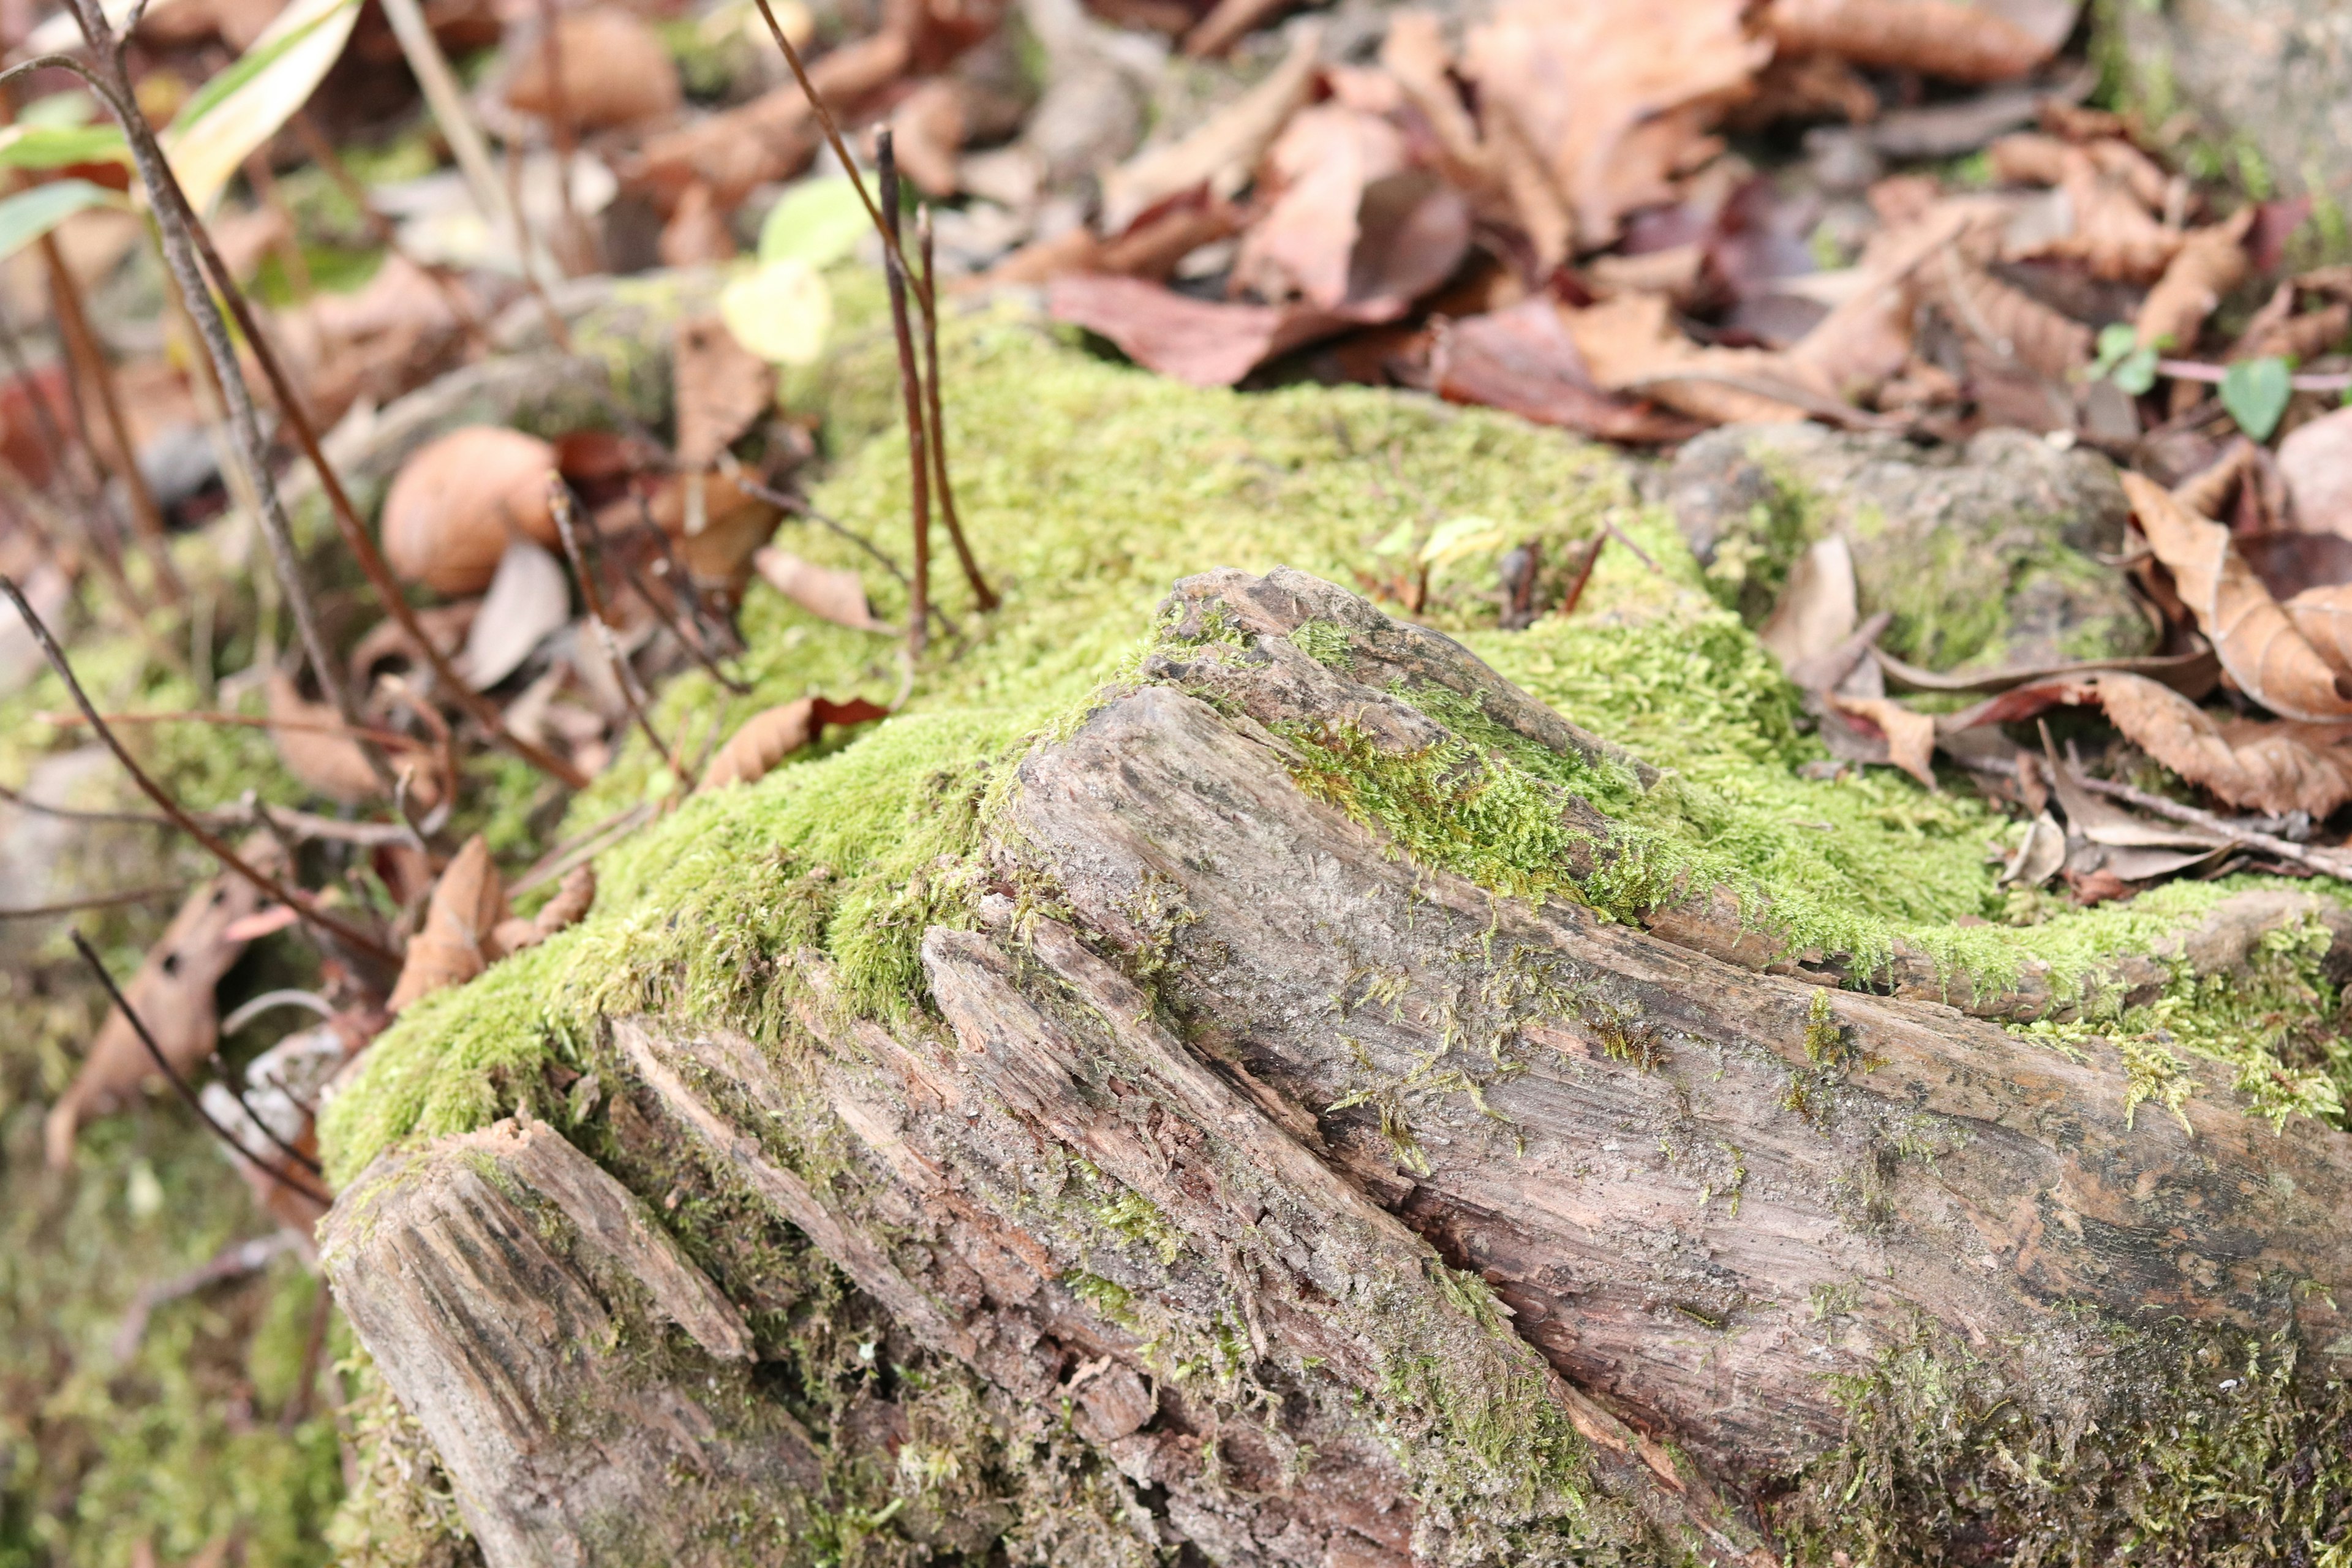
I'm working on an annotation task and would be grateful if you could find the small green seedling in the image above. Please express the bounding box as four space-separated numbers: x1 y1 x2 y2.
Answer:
2089 323 2159 396
2220 355 2293 440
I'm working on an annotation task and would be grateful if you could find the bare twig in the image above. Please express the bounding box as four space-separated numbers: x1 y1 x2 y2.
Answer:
509 800 655 895
620 497 750 694
69 930 334 1207
917 205 996 612
0 780 179 829
2069 773 2352 878
548 480 683 779
39 706 437 753
876 132 932 655
220 989 337 1036
0 298 146 614
0 883 188 919
2157 358 2352 392
535 0 589 276
735 475 908 584
7 575 396 963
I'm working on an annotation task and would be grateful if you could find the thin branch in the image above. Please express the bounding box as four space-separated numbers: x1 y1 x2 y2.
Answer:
206 1046 327 1176
69 930 334 1207
40 706 437 753
735 475 908 584
547 480 682 779
0 779 179 829
2069 773 2352 879
111 1232 301 1362
620 496 750 694
917 205 996 612
6 574 396 963
509 799 655 895
876 131 932 656
0 883 188 919
220 988 336 1036
0 296 146 614
745 0 929 315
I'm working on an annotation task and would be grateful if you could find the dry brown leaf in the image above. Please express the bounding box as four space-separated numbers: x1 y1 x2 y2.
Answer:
1562 291 1834 423
2093 670 2352 817
1759 535 1860 673
657 182 739 269
43 841 284 1168
673 315 775 470
2174 438 2257 521
504 8 682 131
2136 206 2253 351
1762 0 2054 83
1827 693 1937 786
752 546 892 631
1924 258 2093 379
389 834 508 1013
2280 407 2352 540
1463 0 1766 252
1381 12 1489 179
1986 130 2069 186
697 696 891 793
2285 584 2352 679
2124 469 2352 720
623 472 783 585
457 538 571 690
1099 20 1322 233
1231 104 1406 309
264 669 388 805
382 426 563 595
491 864 597 956
888 78 968 198
2037 147 2182 282
1427 298 1703 444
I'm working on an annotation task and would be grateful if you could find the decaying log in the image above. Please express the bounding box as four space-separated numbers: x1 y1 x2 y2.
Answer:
325 568 2352 1566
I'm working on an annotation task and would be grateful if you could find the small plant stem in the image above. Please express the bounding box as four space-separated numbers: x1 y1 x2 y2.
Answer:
208 1046 329 1176
37 234 181 600
917 205 995 612
547 480 684 780
167 176 591 790
875 131 931 656
288 110 489 349
6 573 396 965
734 475 907 584
0 883 187 919
69 930 334 1206
624 497 750 693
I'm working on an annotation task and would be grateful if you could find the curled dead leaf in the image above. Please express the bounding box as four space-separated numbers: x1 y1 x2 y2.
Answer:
2092 670 2352 818
382 426 563 595
44 840 285 1168
752 546 892 631
697 696 889 793
1923 258 2091 379
1762 0 2054 83
1826 693 1938 786
2136 207 2252 351
2124 470 2352 720
2040 146 2183 282
504 9 682 131
673 315 775 471
1427 300 1703 445
2285 583 2352 679
388 834 507 1012
2278 407 2352 541
491 864 596 956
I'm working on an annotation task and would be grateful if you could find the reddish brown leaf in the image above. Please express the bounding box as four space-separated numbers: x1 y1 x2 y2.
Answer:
2285 584 2352 679
2278 407 2352 541
673 315 776 471
2136 208 2253 352
381 426 563 595
389 835 508 1013
1232 104 1406 309
2094 671 2352 818
1827 693 1938 786
698 696 888 793
657 183 739 269
2125 470 2352 720
1047 276 1369 388
492 864 597 956
1427 298 1703 444
43 842 284 1168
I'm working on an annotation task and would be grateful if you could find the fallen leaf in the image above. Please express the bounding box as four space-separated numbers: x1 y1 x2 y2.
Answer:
1427 298 1703 444
388 834 507 1012
2284 583 2352 678
44 842 284 1168
1762 0 2056 83
888 78 968 198
1759 534 1860 673
657 181 739 268
2095 670 2352 818
1463 0 1767 252
352 602 477 684
1049 274 1378 387
756 176 872 270
2125 470 2352 720
752 545 892 631
718 257 832 367
1877 643 2219 699
1562 290 1836 423
381 426 562 595
491 864 595 956
1828 693 1938 785
1099 20 1321 233
457 538 571 690
2279 407 2352 540
698 695 889 793
1999 810 2066 888
2136 207 2253 351
673 315 777 470
630 472 783 581
2036 146 2183 283
268 669 383 805
1231 104 1405 309
503 8 682 131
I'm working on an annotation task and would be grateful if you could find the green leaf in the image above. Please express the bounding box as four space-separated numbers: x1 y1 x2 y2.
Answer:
2113 347 2159 396
2090 322 2138 378
1417 514 1508 569
2221 356 2293 440
719 258 832 366
0 180 127 263
0 122 130 172
162 0 363 211
1370 520 1416 557
756 178 871 270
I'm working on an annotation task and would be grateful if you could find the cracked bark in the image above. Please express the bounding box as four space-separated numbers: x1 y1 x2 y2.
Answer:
323 568 2352 1567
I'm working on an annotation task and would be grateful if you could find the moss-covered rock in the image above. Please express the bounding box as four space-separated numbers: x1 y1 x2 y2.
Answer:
1666 421 2152 672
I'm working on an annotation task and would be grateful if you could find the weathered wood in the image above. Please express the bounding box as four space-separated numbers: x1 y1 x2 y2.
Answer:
326 568 2352 1566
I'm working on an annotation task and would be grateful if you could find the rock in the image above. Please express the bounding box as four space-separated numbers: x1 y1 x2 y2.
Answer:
2112 0 2352 210
1667 422 2151 672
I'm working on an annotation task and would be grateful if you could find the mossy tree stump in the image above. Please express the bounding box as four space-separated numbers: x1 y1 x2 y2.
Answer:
323 569 2352 1567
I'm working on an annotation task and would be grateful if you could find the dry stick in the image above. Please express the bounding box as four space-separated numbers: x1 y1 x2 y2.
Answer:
42 706 438 752
206 1046 328 1177
69 931 335 1207
0 883 188 919
746 0 929 315
916 205 996 612
2069 772 2352 879
621 498 750 694
39 234 181 600
36 35 351 748
0 779 180 829
168 181 591 791
288 110 490 350
875 132 932 655
735 475 908 584
547 480 684 779
5 575 397 964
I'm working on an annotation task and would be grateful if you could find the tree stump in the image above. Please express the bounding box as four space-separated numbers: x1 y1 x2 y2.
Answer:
324 568 2352 1567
